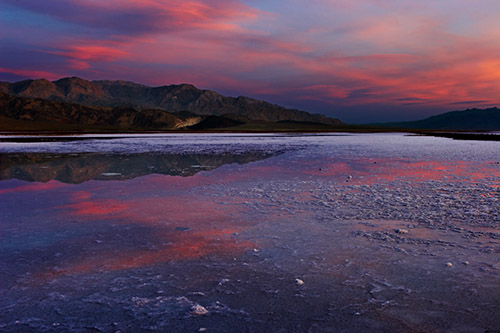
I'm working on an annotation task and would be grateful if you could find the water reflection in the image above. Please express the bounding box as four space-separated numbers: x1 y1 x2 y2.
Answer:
1 135 499 332
0 151 277 183
1 171 261 282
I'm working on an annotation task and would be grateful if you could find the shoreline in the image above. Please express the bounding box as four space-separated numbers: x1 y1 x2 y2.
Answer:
0 128 499 142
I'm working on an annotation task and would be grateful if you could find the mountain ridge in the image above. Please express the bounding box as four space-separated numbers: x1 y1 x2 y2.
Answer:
0 77 342 125
378 107 500 131
0 92 202 131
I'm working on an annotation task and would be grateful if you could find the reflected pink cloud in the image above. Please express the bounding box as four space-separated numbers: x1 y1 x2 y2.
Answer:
355 160 498 185
60 200 130 217
0 180 67 195
71 191 92 201
11 154 498 285
293 157 499 187
33 174 259 281
60 187 252 228
37 227 253 280
301 162 352 177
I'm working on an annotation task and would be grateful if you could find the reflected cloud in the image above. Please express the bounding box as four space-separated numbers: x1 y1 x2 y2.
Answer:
0 180 67 195
3 158 267 280
299 157 499 186
3 148 498 285
31 181 257 281
60 199 130 216
37 228 253 280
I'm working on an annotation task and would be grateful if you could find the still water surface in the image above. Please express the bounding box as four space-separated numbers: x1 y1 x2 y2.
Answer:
1 133 499 332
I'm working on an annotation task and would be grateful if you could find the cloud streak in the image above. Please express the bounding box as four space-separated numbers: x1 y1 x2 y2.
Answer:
3 0 258 35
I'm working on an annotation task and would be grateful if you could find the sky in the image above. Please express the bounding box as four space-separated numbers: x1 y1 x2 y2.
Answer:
1 0 500 122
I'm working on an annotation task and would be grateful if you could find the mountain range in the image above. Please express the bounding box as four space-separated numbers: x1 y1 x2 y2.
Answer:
0 77 342 131
1 76 499 132
378 108 500 131
0 92 208 131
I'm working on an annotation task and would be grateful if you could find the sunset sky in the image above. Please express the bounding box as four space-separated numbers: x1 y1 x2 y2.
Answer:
1 0 500 122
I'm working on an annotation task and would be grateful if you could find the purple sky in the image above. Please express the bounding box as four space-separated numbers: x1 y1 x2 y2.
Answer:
1 0 500 122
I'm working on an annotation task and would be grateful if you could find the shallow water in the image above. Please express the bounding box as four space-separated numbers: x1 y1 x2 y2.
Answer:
0 133 499 332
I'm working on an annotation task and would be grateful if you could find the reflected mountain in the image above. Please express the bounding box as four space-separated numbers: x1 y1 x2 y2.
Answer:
0 151 277 184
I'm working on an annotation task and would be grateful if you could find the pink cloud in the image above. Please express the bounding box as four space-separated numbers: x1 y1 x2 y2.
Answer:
4 0 261 35
0 67 61 81
47 42 129 70
3 0 500 120
52 45 127 61
301 85 350 99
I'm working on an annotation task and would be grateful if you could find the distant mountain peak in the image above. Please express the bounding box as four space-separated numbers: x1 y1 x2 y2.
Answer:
176 83 197 88
380 107 500 131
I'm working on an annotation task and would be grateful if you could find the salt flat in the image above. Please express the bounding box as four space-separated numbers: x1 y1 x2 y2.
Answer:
0 133 499 331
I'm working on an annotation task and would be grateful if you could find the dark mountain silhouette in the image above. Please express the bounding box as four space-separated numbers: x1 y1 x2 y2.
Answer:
0 92 201 131
380 108 500 131
0 77 342 125
0 151 278 183
188 115 245 130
